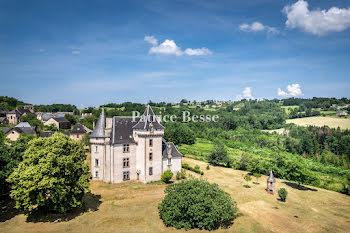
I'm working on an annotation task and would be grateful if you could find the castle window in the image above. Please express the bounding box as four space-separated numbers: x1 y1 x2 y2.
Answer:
95 146 98 153
149 139 153 147
95 159 99 167
149 167 153 176
168 158 171 165
77 134 79 139
95 170 99 178
123 144 129 152
123 171 130 180
149 152 153 161
123 158 130 168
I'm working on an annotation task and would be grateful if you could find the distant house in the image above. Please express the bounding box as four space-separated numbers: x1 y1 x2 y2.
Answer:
336 110 348 116
70 123 91 141
6 109 34 124
44 117 70 129
37 112 74 123
0 117 8 125
0 124 36 141
24 104 35 113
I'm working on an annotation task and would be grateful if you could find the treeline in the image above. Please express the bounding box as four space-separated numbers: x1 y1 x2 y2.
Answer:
283 97 350 109
34 104 78 113
0 96 26 110
288 107 321 119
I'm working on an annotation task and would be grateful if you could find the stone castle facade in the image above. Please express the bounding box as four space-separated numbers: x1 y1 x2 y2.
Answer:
90 105 182 183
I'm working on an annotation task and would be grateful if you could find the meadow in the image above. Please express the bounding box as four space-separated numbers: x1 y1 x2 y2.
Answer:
1 157 350 233
286 116 350 130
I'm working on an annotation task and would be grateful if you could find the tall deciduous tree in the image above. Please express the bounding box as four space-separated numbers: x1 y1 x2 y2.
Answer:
7 133 90 213
207 141 230 167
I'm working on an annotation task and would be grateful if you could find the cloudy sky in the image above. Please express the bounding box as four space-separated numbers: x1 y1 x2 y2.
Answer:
1 0 350 107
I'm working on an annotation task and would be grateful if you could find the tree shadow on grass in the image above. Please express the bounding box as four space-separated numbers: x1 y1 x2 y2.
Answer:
282 181 318 192
243 185 251 188
26 193 102 223
253 182 260 185
0 195 20 222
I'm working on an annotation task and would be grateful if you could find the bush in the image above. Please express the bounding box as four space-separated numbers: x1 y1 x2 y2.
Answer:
206 165 210 170
194 165 200 170
176 169 186 180
158 179 237 230
161 170 174 183
7 133 90 213
278 188 288 202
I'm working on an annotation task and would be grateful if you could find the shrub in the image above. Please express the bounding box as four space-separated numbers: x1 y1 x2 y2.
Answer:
194 165 200 170
206 165 210 170
161 170 174 183
158 179 237 230
243 174 252 186
7 133 90 213
278 188 288 202
182 163 204 175
176 169 187 180
252 173 262 183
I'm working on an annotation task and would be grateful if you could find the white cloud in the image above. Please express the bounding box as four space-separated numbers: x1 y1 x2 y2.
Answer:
277 84 303 98
144 36 158 46
72 50 80 55
184 48 212 56
145 36 212 56
239 21 279 34
236 87 255 101
283 0 350 36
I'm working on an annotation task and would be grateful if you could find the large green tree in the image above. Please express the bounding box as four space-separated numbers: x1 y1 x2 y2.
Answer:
158 179 237 230
7 133 90 213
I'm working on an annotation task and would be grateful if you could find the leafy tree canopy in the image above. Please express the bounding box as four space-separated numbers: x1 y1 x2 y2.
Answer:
7 133 90 213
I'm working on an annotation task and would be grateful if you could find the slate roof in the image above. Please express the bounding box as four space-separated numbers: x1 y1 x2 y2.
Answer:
133 105 164 130
15 122 32 127
8 109 33 116
0 127 36 135
51 117 69 123
162 140 183 158
0 108 9 114
71 123 87 134
267 170 276 183
39 131 70 137
90 109 106 138
0 117 8 124
111 117 140 144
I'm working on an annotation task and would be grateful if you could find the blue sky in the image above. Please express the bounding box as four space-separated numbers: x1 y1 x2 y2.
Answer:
1 0 350 107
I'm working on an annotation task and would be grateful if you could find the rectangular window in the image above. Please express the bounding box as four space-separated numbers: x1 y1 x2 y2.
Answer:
123 144 129 152
149 152 153 161
95 146 98 153
123 158 129 168
95 170 99 178
149 139 153 147
149 167 153 176
123 171 130 181
77 134 80 138
168 158 171 165
95 159 99 167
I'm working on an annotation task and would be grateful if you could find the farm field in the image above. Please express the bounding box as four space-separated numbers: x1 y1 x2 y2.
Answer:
286 116 350 130
1 157 350 233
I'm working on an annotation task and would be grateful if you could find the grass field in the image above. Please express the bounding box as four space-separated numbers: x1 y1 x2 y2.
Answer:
286 116 350 130
1 157 350 233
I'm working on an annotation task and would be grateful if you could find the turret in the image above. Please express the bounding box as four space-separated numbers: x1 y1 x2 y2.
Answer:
267 170 276 194
90 109 105 138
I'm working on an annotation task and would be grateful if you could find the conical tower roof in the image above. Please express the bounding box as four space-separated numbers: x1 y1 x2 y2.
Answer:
90 109 105 138
133 105 164 130
267 170 276 183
